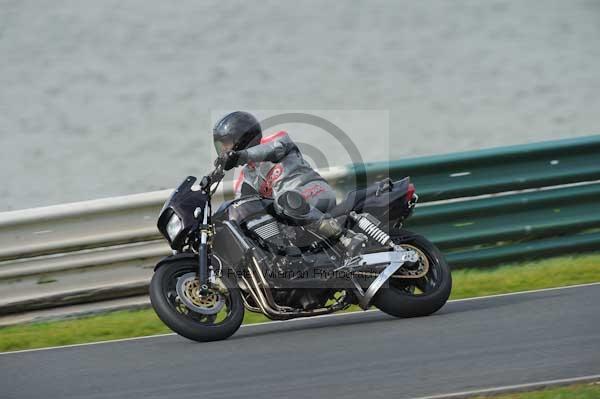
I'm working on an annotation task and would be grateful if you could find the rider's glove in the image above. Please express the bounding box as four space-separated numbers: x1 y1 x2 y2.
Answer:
222 150 248 171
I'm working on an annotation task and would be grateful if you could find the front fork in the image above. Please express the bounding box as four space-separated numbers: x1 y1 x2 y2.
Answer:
198 228 210 293
196 202 212 294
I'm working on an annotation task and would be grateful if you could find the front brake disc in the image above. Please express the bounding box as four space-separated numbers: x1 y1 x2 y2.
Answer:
175 272 225 315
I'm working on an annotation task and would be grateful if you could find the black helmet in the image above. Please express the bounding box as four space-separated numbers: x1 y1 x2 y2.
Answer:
213 111 262 155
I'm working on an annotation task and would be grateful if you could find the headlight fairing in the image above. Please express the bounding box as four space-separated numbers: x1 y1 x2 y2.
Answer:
156 176 209 250
166 213 183 241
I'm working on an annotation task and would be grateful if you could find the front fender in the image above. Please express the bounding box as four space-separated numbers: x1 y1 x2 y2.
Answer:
154 252 198 271
154 252 232 279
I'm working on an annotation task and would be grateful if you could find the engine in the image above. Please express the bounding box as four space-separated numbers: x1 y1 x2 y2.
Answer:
245 214 290 253
246 214 281 241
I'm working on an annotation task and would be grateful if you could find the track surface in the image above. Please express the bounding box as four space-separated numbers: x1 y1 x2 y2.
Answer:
2 284 599 399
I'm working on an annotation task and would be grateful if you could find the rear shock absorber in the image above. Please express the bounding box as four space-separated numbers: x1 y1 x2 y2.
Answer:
350 211 392 247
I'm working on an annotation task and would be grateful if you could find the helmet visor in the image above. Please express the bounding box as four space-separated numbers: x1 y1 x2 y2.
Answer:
214 138 234 156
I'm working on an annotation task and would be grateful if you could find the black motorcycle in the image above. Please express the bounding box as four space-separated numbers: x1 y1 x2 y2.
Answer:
149 159 452 342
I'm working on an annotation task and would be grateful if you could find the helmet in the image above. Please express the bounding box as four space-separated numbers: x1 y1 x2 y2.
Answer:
213 111 262 155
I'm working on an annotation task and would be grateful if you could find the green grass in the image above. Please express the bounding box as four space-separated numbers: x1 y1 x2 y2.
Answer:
0 253 599 352
472 382 600 398
450 253 600 299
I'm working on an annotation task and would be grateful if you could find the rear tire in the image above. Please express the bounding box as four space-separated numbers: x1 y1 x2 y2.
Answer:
373 230 452 318
150 259 244 342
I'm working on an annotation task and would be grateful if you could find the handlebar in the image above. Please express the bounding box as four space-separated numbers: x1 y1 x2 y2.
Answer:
200 157 226 194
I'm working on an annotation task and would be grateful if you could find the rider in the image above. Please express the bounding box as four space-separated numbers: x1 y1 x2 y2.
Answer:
213 111 367 256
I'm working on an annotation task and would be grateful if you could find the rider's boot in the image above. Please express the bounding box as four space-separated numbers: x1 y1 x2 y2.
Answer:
316 217 368 257
339 229 368 257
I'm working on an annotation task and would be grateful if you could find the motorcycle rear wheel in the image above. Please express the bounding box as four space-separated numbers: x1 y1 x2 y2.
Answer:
373 230 452 318
150 259 244 342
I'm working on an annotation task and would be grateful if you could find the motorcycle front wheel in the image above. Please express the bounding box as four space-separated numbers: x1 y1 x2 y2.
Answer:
149 258 244 342
373 230 452 318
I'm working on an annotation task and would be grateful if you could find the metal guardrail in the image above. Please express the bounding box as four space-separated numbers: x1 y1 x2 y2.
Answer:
1 135 599 320
331 135 600 266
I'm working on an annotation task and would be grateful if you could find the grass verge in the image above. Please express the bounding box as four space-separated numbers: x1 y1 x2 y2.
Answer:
0 253 598 352
472 381 600 398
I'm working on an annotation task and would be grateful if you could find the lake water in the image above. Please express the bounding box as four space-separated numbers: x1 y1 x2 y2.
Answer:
1 0 599 211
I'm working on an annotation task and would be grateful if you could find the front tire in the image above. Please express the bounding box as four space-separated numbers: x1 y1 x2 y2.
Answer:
150 259 244 342
373 230 452 318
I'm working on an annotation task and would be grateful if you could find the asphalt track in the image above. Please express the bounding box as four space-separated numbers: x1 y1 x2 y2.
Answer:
1 284 599 399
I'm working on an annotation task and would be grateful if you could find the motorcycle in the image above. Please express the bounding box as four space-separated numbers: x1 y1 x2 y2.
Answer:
149 158 452 342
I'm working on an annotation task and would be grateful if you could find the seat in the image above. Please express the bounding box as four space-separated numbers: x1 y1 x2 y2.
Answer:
328 177 411 218
329 187 368 218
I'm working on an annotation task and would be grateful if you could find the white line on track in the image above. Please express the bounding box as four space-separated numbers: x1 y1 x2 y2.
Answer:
1 281 599 356
412 374 600 399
